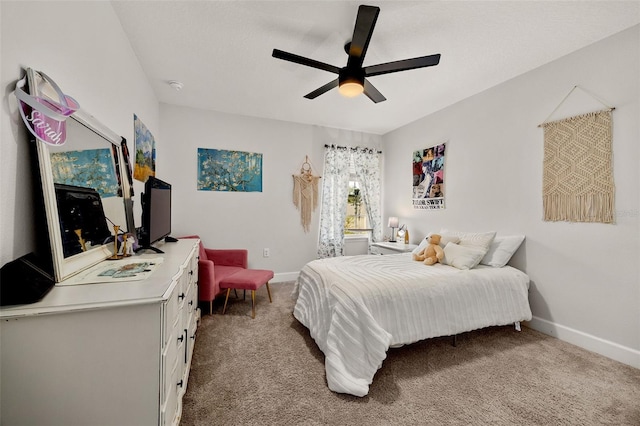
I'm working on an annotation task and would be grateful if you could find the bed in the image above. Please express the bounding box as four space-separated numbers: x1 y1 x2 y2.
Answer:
292 236 532 397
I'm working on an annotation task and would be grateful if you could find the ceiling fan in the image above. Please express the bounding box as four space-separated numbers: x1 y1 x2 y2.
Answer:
272 4 441 103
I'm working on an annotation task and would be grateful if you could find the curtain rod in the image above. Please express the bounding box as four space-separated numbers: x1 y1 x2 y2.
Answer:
324 144 382 154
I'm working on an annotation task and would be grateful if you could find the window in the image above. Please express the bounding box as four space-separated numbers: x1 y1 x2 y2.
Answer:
344 155 369 234
345 180 369 231
318 145 381 258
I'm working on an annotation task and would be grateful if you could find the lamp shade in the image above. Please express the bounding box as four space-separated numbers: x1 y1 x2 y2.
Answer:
388 217 399 228
338 80 364 97
338 68 365 98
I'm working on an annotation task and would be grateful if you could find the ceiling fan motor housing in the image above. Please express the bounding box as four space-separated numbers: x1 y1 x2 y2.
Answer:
339 67 365 87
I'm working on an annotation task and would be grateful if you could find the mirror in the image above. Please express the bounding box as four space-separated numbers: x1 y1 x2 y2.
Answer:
26 68 134 282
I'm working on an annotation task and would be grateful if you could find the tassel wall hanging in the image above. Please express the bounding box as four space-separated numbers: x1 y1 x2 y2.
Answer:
539 86 615 223
292 156 321 232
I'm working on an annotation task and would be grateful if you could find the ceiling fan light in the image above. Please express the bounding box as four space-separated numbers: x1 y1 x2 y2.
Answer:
339 79 364 98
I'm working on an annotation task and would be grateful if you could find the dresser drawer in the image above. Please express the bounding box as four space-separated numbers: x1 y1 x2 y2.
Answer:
161 354 181 426
161 326 178 402
163 287 180 347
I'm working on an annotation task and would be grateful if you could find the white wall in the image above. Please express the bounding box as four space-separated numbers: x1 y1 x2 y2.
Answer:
159 104 381 279
0 2 159 266
383 26 639 367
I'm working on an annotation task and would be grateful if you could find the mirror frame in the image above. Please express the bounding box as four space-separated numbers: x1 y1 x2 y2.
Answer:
26 68 134 282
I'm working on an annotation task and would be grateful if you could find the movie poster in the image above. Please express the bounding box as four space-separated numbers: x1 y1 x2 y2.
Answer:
412 143 446 209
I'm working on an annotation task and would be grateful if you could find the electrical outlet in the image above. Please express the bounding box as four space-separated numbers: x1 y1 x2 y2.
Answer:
263 248 270 258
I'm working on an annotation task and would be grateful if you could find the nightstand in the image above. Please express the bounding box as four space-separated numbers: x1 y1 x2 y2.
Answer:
371 241 418 255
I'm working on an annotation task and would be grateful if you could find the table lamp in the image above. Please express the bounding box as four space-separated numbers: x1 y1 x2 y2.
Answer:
388 217 399 242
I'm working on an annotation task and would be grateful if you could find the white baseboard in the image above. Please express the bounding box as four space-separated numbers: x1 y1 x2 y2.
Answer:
262 280 640 369
526 316 640 369
271 272 299 283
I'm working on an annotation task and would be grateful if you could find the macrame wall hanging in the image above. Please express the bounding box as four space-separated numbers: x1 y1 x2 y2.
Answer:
292 156 321 232
539 86 615 223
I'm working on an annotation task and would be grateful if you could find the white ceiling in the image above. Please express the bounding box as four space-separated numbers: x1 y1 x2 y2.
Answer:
111 1 639 135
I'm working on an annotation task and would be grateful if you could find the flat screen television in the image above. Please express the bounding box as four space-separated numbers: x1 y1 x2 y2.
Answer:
137 176 173 253
54 184 112 257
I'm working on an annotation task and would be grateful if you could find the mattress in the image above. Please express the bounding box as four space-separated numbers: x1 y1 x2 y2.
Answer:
292 253 532 397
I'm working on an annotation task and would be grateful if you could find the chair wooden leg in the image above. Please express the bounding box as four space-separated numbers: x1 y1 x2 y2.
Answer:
210 300 213 316
251 290 256 319
266 282 272 303
222 288 232 315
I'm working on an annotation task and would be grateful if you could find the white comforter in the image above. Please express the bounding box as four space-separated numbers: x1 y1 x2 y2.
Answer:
292 253 532 397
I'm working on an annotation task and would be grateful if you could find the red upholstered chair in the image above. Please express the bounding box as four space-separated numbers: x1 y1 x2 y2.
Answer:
181 235 248 315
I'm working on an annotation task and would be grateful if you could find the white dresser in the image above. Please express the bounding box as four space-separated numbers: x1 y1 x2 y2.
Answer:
0 238 200 426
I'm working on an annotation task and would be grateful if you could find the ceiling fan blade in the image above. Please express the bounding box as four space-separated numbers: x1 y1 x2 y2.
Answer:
347 5 380 69
272 49 340 74
364 54 441 77
363 79 386 103
304 79 339 99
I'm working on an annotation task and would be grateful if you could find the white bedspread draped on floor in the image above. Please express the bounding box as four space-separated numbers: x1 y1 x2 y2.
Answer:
292 253 532 397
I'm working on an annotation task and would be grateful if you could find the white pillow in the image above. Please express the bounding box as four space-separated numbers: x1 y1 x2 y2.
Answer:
440 229 496 255
442 242 486 270
411 232 461 255
480 235 525 267
411 232 434 255
439 234 461 247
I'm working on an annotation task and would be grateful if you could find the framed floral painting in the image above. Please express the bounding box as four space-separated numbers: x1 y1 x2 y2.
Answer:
197 148 262 192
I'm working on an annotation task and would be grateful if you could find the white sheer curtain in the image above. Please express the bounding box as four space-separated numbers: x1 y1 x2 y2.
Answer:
316 127 383 258
317 146 351 258
352 148 383 243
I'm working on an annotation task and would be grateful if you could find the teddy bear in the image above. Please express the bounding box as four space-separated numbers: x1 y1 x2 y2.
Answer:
412 233 444 265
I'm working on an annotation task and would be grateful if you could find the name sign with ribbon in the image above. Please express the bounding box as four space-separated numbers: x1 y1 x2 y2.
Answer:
14 71 79 146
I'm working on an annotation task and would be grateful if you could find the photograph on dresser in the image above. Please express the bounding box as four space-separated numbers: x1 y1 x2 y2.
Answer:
59 256 164 285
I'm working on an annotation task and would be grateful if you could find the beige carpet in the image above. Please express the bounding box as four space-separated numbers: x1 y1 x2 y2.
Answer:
181 282 640 425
